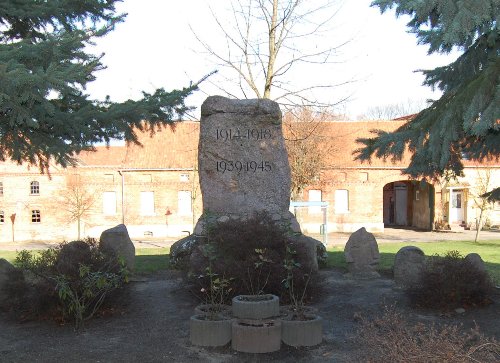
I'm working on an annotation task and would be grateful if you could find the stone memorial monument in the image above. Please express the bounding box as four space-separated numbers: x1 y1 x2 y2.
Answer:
171 96 319 270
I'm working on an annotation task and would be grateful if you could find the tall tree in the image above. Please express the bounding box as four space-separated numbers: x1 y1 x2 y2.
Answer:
0 0 201 172
355 1 499 196
192 0 350 108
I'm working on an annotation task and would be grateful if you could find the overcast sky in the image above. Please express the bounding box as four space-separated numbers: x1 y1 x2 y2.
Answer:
86 0 458 119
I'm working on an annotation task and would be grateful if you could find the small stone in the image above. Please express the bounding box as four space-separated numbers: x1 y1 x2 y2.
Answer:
99 224 135 270
455 308 466 314
394 246 425 288
464 253 486 273
344 227 380 278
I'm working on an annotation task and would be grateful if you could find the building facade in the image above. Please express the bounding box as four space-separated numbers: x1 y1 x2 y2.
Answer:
0 120 498 243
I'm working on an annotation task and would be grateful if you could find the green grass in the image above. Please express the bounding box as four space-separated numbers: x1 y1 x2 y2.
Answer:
135 247 170 274
0 247 171 275
327 240 500 283
0 250 18 263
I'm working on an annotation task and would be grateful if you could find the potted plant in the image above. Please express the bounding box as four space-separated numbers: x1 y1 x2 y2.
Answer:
190 244 233 347
280 246 322 347
232 248 279 319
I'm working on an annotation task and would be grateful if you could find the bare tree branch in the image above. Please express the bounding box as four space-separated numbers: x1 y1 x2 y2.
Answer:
191 0 350 109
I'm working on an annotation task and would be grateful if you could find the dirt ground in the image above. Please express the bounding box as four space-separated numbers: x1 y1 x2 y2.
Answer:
1 267 499 363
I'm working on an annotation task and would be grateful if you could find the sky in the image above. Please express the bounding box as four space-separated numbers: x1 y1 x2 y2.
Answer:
86 0 458 119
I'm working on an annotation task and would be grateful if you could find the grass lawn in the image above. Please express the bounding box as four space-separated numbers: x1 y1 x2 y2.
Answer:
327 240 500 283
135 247 170 274
0 247 171 275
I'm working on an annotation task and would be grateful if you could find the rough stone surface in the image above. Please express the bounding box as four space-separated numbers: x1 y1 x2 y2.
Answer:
0 258 24 305
464 253 487 273
56 240 92 276
170 234 202 270
344 227 380 278
288 234 320 272
393 246 425 288
99 224 135 270
199 96 291 216
178 96 319 273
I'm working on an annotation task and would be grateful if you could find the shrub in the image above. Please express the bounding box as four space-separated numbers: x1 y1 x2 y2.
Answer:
12 238 129 329
407 250 494 309
190 212 319 303
356 306 500 362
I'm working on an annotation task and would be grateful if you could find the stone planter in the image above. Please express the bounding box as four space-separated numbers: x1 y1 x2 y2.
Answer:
194 304 232 318
231 319 281 353
281 313 323 347
189 314 232 347
232 294 279 319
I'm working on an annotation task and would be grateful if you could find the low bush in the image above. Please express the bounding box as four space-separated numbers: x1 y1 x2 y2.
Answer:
406 250 494 309
10 238 129 329
190 212 319 303
356 306 500 362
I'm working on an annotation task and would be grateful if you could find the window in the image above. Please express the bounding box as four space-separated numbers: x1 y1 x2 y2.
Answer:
102 191 117 216
31 209 41 223
359 172 368 182
335 189 349 214
0 210 4 223
180 174 190 182
308 189 322 214
178 191 192 215
0 181 3 196
30 181 40 195
140 191 155 216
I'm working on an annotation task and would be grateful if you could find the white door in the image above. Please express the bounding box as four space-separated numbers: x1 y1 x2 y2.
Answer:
394 183 407 225
450 190 464 223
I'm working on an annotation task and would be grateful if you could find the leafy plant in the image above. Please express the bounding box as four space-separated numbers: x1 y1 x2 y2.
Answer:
196 243 233 320
14 239 129 329
407 250 494 309
283 246 313 320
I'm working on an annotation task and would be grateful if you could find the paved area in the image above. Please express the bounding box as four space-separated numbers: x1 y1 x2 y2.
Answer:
1 227 498 251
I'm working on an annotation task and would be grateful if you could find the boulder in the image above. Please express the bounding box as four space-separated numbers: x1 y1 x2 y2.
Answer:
56 240 92 276
170 234 202 270
99 224 135 270
198 96 291 217
393 246 425 288
344 227 380 278
288 234 320 272
464 253 487 273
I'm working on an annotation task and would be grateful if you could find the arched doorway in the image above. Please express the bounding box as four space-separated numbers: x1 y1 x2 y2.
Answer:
383 180 435 230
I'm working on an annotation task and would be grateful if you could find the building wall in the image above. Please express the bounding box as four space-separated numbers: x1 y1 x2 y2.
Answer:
0 163 73 242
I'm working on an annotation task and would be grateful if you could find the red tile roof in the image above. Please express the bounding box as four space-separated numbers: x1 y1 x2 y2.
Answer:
76 122 199 169
75 119 498 170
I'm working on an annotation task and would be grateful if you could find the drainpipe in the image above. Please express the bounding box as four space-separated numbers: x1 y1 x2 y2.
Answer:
118 170 125 225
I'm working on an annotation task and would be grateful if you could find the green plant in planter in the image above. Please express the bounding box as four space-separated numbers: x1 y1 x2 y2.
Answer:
245 248 273 296
196 243 233 320
283 246 314 320
281 246 322 347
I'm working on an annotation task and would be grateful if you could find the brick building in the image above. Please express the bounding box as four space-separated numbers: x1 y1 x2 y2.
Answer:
0 120 498 243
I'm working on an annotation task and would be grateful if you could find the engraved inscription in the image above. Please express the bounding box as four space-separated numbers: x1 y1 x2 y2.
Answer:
216 160 272 173
216 128 272 141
